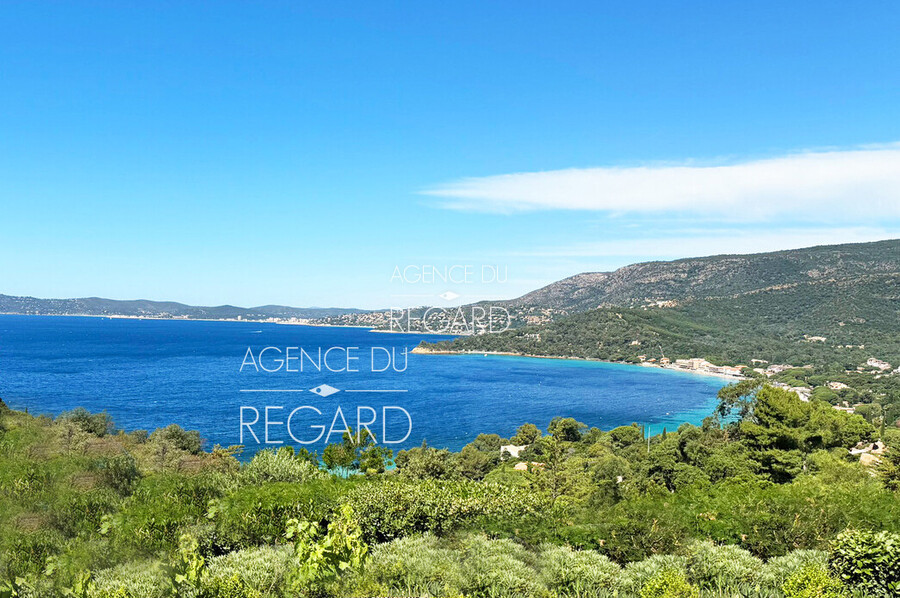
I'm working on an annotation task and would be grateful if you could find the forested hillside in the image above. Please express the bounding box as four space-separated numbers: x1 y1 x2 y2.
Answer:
426 273 900 367
505 239 900 312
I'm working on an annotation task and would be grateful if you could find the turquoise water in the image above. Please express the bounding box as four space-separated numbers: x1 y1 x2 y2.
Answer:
0 315 726 454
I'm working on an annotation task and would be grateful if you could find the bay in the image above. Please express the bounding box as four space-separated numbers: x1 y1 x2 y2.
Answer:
0 315 727 455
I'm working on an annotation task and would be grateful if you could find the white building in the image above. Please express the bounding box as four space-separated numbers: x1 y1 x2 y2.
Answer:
500 444 528 459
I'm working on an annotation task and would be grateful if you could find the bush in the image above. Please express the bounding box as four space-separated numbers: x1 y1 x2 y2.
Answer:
87 560 168 598
619 555 689 594
538 543 621 594
239 447 325 485
204 545 292 597
830 529 900 597
97 453 141 494
355 534 462 596
0 528 65 579
59 408 114 437
456 534 544 597
345 478 550 543
106 474 226 554
48 487 121 538
782 564 844 598
149 424 202 454
759 550 829 589
684 540 761 590
212 479 343 548
639 569 699 598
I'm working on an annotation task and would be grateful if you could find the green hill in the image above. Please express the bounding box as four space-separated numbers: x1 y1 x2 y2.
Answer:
504 238 900 312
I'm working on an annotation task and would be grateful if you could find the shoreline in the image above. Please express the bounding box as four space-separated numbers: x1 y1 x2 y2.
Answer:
0 312 457 336
411 347 745 381
0 313 742 381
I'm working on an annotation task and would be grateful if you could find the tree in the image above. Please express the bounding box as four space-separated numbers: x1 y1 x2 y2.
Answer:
322 442 355 471
716 378 764 421
149 423 202 454
548 417 587 442
394 441 459 479
59 407 115 437
609 424 643 448
512 423 541 444
359 444 392 474
456 444 497 480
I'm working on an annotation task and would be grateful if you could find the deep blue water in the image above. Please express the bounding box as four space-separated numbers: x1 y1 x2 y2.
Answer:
0 315 726 455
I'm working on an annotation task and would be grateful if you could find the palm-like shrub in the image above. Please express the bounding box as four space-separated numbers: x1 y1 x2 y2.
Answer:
619 555 689 595
86 560 168 598
782 564 844 598
205 545 292 597
757 550 829 589
538 543 621 595
239 447 324 485
639 569 699 598
684 540 762 590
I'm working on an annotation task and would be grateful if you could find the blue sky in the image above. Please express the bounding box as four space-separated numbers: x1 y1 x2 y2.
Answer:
2 2 899 309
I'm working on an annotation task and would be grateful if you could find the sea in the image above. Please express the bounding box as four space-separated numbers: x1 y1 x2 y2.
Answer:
0 315 727 456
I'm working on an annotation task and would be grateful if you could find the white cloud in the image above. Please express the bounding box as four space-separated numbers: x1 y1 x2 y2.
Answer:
423 144 900 219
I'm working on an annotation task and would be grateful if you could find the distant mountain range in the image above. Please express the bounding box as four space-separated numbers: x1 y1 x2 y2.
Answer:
0 294 363 321
502 238 900 312
420 239 900 367
314 239 900 336
5 239 899 354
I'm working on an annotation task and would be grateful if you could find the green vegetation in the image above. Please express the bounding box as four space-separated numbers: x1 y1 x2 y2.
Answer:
423 271 900 432
2 381 900 596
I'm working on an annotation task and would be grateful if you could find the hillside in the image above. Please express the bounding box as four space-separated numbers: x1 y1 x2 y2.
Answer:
313 239 900 331
420 240 900 424
505 239 900 312
424 273 900 366
0 294 363 321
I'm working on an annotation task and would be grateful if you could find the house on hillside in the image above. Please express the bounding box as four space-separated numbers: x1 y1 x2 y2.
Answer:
500 444 528 459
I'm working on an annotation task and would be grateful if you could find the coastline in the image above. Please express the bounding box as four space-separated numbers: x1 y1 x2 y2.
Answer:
411 347 745 381
0 312 456 336
368 327 460 336
0 312 370 329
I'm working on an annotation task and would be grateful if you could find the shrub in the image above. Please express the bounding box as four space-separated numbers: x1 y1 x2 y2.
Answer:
86 560 168 598
830 529 900 597
205 545 292 597
239 447 325 485
355 534 462 596
759 550 829 589
538 543 621 594
212 479 343 548
782 564 844 598
684 540 762 590
59 408 114 437
1 528 64 579
639 569 699 598
345 478 550 543
284 504 368 596
619 555 689 594
456 534 544 598
149 424 202 454
48 487 121 538
105 474 225 554
97 453 141 494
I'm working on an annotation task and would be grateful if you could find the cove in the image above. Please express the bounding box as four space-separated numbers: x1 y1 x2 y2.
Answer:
0 315 728 456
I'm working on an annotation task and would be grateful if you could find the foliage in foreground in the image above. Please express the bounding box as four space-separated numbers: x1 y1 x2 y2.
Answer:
1 384 899 597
